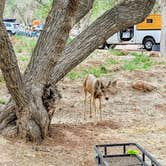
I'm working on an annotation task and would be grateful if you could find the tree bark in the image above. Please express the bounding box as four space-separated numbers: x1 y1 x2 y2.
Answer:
160 0 166 57
74 0 94 24
0 0 94 142
0 0 5 18
0 21 27 108
49 0 156 85
0 0 79 143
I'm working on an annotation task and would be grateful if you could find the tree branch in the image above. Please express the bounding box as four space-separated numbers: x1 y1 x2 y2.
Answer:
23 0 79 85
0 0 5 18
74 0 94 24
49 0 156 85
0 22 28 108
0 1 28 108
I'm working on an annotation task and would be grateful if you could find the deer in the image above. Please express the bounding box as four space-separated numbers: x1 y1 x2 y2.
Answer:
83 74 117 122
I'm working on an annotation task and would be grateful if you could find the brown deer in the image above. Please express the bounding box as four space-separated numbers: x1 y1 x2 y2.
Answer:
83 74 117 121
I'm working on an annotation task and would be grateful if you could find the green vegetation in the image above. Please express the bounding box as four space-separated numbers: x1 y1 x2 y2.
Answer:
0 75 4 83
0 99 6 105
18 55 30 62
122 53 153 71
4 0 114 24
33 1 52 20
109 49 128 56
66 50 156 80
106 58 119 65
66 37 73 44
13 35 72 56
90 0 112 21
67 65 108 80
13 36 37 55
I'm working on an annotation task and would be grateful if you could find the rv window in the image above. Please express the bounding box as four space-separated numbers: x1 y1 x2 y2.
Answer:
146 19 153 23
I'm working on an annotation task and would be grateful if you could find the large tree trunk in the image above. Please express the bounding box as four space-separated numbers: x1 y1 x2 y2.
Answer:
0 0 79 143
0 0 94 142
160 0 166 57
0 1 30 139
0 0 155 143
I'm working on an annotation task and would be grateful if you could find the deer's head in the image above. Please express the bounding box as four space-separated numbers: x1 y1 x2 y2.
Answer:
94 79 117 100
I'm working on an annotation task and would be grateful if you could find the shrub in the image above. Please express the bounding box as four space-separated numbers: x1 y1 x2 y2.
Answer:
122 53 153 71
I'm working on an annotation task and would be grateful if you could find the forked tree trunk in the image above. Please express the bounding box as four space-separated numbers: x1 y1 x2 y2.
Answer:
0 0 79 143
0 0 96 142
0 0 155 143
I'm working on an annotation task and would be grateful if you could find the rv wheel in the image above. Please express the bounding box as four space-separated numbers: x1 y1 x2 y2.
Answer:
143 38 155 51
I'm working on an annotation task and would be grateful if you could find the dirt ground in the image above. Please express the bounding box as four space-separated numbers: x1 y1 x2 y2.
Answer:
0 50 166 166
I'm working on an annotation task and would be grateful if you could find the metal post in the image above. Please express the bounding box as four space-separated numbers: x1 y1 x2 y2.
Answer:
143 153 145 162
104 146 107 156
123 145 126 154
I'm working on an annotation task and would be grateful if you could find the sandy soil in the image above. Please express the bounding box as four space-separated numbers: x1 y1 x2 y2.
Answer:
0 50 165 166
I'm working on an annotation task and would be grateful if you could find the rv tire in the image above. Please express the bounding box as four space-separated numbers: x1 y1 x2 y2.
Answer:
143 38 155 51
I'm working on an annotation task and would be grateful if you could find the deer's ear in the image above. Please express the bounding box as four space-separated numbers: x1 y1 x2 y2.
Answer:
107 80 117 87
107 81 112 88
95 80 100 89
111 80 117 87
101 82 105 89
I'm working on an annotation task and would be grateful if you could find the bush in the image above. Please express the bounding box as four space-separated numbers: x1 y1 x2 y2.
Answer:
122 53 153 71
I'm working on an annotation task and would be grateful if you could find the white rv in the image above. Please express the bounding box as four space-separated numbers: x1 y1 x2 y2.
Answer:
104 14 161 51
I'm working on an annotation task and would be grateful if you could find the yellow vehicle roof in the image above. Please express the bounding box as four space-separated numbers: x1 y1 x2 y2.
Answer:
136 14 161 30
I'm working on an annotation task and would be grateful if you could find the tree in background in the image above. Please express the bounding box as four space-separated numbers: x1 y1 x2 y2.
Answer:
152 1 160 13
4 0 51 24
0 0 155 143
33 0 52 21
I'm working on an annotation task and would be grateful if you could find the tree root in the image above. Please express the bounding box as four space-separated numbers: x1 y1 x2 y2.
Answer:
0 84 61 143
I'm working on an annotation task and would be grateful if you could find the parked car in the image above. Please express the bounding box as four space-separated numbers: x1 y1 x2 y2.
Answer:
34 24 44 32
3 22 19 35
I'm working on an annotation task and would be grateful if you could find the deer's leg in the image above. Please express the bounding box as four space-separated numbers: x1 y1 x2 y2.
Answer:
93 97 97 122
84 90 87 120
89 94 93 118
99 97 102 121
